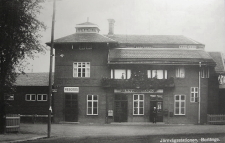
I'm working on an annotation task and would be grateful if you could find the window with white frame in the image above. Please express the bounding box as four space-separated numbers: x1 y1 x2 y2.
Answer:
174 94 186 115
37 94 47 101
4 94 14 100
190 87 198 102
87 95 98 115
25 94 36 101
147 70 167 79
201 67 209 78
133 94 144 115
73 62 90 77
176 67 185 78
111 69 131 79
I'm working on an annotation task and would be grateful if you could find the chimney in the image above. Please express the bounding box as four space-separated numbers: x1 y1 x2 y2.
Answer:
108 19 115 35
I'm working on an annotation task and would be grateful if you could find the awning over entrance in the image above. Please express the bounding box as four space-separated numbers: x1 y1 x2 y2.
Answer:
108 48 216 66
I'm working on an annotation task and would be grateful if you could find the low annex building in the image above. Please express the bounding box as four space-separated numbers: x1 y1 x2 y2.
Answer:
5 73 52 122
46 19 225 124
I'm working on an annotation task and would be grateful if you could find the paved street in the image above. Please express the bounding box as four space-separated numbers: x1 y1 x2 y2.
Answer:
23 133 225 143
20 123 225 137
1 123 225 142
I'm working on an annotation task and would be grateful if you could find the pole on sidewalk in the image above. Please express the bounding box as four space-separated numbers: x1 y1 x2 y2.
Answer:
48 0 56 138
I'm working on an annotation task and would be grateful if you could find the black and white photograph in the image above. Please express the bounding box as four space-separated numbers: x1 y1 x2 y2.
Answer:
0 0 225 142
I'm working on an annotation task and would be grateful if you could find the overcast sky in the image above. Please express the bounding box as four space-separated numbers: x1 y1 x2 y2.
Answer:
26 0 225 72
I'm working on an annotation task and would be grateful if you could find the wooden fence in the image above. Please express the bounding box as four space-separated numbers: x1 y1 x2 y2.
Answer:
207 114 225 125
5 114 20 132
20 114 53 123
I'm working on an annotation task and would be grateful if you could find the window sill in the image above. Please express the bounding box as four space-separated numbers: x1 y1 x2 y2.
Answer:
190 102 198 103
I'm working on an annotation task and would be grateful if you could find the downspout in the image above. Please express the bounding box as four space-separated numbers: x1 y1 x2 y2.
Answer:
106 43 109 124
198 62 201 124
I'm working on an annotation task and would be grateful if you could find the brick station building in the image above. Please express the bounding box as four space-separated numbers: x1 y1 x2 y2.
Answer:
47 19 225 124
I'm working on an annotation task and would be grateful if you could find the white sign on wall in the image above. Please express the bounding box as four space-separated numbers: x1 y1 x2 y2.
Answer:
64 87 79 93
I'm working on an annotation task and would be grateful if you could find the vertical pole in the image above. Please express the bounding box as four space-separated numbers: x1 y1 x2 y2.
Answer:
198 62 201 124
48 0 56 138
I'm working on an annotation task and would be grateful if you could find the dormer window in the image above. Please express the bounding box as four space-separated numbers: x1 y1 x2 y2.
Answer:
179 45 197 49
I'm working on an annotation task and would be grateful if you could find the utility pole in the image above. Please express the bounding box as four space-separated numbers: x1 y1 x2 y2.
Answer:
48 0 56 138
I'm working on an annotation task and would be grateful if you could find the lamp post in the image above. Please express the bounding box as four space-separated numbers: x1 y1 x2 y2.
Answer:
48 0 56 138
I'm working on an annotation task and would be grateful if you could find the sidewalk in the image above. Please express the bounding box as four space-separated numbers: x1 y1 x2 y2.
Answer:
1 123 225 142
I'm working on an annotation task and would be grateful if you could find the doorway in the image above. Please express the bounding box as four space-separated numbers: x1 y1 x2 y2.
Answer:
114 94 128 122
65 93 78 122
150 95 163 122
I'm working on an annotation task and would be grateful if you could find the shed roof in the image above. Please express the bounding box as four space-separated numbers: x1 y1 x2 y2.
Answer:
106 35 203 45
14 73 53 86
108 48 215 65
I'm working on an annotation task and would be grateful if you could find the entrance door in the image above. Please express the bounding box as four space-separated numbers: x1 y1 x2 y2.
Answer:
65 93 78 122
114 94 128 122
150 95 163 122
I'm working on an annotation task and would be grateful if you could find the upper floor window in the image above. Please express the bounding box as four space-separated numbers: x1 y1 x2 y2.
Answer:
111 69 131 79
87 95 98 115
190 87 198 102
174 94 186 115
26 94 36 101
37 94 47 101
176 67 185 78
201 67 209 78
147 70 167 79
73 62 90 78
4 94 14 100
133 94 144 115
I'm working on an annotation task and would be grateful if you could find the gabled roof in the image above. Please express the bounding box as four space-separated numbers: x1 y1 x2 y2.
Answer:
106 35 203 45
208 52 225 73
46 33 116 45
14 73 54 86
108 48 215 65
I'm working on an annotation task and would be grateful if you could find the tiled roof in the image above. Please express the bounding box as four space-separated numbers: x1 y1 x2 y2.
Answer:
208 52 225 73
106 35 203 45
47 33 116 44
14 73 54 86
108 48 215 65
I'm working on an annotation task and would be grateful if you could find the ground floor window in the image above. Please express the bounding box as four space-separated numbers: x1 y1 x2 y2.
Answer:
174 94 186 115
4 94 14 100
190 87 198 102
37 94 47 101
87 95 98 115
133 94 144 115
25 94 36 101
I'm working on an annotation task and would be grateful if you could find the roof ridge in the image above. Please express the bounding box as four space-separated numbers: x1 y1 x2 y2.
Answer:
77 21 97 25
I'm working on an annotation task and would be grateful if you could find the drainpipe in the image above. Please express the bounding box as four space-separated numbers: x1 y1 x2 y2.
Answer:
198 62 201 124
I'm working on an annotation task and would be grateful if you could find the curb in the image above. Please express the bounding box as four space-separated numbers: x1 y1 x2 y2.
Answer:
6 136 47 143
